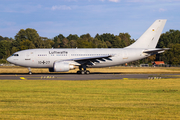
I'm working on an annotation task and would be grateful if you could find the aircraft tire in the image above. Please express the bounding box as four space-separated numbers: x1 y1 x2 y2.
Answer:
86 70 90 74
29 71 32 75
77 70 89 75
81 71 85 75
77 71 81 74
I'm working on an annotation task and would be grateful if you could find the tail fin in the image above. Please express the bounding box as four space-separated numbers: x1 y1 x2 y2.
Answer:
126 19 167 48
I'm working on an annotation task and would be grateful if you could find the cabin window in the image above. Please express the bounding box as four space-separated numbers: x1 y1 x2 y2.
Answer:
12 54 19 56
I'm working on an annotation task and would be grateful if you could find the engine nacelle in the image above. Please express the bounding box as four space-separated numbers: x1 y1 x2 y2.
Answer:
53 61 75 72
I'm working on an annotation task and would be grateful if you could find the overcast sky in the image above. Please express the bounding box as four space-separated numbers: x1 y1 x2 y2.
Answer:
0 0 180 39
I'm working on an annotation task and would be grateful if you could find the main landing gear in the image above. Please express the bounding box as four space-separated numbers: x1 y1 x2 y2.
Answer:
28 67 32 75
77 65 90 74
77 70 90 74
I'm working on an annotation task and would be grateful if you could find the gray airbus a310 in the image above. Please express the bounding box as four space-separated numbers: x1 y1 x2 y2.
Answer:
7 19 169 74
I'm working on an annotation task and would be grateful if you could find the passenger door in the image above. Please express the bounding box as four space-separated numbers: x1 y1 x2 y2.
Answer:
25 51 34 66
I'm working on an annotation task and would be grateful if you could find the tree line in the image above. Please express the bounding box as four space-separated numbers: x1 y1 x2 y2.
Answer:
0 28 180 65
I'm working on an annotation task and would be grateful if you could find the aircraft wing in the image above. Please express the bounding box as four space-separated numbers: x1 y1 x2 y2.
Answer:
143 48 170 54
69 55 113 61
63 55 113 66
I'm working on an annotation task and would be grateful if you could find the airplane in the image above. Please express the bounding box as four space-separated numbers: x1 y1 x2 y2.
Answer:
7 19 169 75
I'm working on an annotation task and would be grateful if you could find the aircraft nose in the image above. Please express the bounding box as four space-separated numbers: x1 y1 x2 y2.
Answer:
7 56 13 64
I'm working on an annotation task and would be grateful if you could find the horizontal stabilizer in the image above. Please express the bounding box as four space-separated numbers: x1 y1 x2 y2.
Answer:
143 48 170 54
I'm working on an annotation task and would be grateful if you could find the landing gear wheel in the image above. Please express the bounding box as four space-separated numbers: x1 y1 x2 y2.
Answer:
77 71 81 74
77 70 90 75
85 70 90 74
81 71 85 75
28 67 32 75
29 71 32 75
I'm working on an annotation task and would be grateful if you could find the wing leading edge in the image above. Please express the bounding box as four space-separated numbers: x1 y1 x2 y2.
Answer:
67 55 113 61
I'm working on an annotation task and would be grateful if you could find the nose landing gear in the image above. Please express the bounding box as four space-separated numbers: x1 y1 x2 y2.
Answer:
28 67 32 75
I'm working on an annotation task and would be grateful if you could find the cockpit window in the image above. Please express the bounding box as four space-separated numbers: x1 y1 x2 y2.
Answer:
12 54 19 56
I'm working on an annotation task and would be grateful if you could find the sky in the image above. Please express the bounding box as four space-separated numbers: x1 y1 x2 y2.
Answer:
0 0 180 40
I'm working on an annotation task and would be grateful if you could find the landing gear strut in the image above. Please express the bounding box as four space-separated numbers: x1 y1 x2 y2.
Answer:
28 67 32 75
77 65 90 74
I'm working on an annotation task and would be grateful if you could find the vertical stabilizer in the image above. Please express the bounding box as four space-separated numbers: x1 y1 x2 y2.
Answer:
126 19 167 48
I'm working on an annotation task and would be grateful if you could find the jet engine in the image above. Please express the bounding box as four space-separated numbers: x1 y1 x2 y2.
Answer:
49 61 75 72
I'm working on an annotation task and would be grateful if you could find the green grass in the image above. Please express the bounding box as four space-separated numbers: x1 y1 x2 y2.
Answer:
0 79 180 119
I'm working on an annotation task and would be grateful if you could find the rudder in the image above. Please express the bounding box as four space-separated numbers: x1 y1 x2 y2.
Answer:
126 19 167 48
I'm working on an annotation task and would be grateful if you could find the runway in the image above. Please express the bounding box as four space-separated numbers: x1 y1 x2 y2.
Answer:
0 73 179 80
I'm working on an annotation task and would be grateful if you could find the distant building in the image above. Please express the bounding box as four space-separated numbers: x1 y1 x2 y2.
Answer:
153 61 165 66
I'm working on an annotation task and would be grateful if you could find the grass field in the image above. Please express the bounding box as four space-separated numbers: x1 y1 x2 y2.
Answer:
1 66 180 74
0 79 180 119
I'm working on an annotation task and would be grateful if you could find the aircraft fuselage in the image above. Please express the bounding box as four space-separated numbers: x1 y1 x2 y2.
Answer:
7 48 146 68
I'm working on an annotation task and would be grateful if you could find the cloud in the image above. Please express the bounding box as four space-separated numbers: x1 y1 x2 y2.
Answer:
109 0 120 2
127 0 180 3
159 8 166 12
127 0 144 2
0 20 16 27
51 5 71 10
65 0 77 1
0 4 42 13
